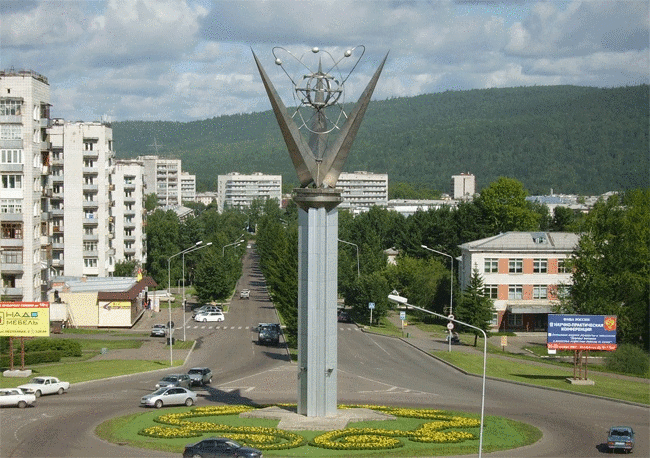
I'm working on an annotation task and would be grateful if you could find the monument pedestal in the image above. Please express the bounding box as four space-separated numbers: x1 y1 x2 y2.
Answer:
294 188 342 417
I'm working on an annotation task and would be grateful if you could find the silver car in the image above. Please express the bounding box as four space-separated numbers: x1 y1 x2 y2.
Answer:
187 367 212 386
155 374 191 389
140 387 197 409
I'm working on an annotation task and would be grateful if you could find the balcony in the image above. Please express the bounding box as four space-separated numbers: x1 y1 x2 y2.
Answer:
83 200 99 209
1 287 22 298
0 139 23 149
51 208 64 216
51 258 63 267
83 183 98 192
0 163 23 173
83 149 99 158
83 218 99 225
40 140 51 151
83 233 99 242
0 261 22 274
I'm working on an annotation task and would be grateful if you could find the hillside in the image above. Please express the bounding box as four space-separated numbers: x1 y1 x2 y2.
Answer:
112 84 649 195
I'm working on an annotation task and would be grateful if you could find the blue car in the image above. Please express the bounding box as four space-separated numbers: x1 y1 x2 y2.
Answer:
607 426 634 453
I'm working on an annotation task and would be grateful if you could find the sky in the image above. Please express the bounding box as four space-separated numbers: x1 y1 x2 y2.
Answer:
1 0 648 122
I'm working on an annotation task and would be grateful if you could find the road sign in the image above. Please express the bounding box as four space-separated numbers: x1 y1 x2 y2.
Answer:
400 311 406 320
368 302 375 309
447 322 454 330
448 314 454 320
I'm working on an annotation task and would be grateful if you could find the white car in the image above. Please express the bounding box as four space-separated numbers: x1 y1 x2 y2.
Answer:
140 387 197 409
194 311 224 322
18 376 69 398
0 388 36 408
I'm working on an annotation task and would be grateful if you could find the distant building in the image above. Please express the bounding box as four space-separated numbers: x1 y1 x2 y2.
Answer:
387 199 457 217
336 171 388 212
113 160 146 266
138 155 183 207
451 173 475 200
217 172 282 212
195 191 218 206
458 231 579 332
0 69 51 301
180 171 196 202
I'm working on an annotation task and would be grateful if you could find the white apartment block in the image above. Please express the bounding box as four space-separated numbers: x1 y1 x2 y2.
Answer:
217 172 282 212
459 232 579 332
49 120 115 277
336 171 388 211
138 155 182 207
451 173 475 200
180 171 196 202
0 70 51 302
113 160 146 266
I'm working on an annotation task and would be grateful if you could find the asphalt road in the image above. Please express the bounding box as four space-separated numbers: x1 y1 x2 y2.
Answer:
1 245 648 457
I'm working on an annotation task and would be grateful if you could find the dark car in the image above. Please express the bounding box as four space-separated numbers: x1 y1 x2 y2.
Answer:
257 323 281 346
337 310 351 323
183 437 262 458
155 374 191 389
151 324 167 337
187 367 212 386
607 426 635 453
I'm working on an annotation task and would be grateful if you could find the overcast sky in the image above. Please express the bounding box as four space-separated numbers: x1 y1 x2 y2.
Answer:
2 0 648 122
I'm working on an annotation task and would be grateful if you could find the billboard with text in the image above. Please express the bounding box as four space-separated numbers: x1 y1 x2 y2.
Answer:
0 302 50 337
547 314 617 351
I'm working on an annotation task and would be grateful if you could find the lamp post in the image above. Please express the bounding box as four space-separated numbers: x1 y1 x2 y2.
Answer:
421 245 454 352
182 242 212 342
338 239 360 277
168 241 202 366
388 293 487 458
222 234 245 256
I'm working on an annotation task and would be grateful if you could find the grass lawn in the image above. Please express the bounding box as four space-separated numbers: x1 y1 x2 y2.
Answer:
434 351 650 405
96 405 541 457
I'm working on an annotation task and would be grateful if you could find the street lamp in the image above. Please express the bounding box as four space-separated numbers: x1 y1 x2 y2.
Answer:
338 238 360 277
222 234 245 256
388 292 487 458
421 245 454 352
182 242 212 342
168 241 202 366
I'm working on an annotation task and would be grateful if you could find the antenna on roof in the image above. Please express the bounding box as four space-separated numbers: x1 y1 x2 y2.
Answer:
149 137 163 154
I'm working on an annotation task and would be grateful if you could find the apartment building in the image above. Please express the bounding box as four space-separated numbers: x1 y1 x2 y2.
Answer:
217 172 282 212
336 171 388 212
113 160 146 266
451 173 475 200
180 171 196 202
138 155 182 207
49 120 115 277
0 70 51 302
458 231 579 332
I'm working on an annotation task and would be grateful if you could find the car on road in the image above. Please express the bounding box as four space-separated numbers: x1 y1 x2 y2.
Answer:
607 426 635 453
192 305 222 318
187 367 213 386
183 437 263 458
140 387 197 409
257 323 281 346
156 374 191 389
0 388 37 408
240 289 250 299
18 376 69 398
337 310 352 323
151 324 167 337
194 311 225 322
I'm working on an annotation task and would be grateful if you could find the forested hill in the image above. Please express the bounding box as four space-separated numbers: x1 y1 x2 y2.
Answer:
112 84 649 195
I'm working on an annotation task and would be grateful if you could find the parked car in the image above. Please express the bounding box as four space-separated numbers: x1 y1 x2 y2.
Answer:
187 367 213 386
194 311 225 322
192 305 222 318
140 387 197 409
151 324 167 337
257 323 281 346
183 437 263 458
156 374 191 389
240 289 250 299
445 332 461 345
0 388 36 408
337 310 352 323
18 376 69 398
607 426 635 453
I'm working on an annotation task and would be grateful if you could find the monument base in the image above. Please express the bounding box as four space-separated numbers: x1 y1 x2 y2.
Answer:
566 377 595 385
3 369 32 378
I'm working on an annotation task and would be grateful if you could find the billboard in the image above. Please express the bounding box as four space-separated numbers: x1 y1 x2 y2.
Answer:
547 314 617 351
0 302 50 337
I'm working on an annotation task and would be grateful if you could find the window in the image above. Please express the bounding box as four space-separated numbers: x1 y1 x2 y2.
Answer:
508 314 523 327
491 312 499 326
84 141 94 151
0 199 21 213
533 258 548 273
0 99 22 116
484 258 498 273
533 285 548 299
1 249 22 264
1 174 22 189
85 210 95 219
558 259 568 273
84 227 95 235
509 259 523 273
483 284 498 299
84 258 98 268
508 285 523 300
83 242 97 251
0 125 21 139
1 149 22 164
84 159 95 167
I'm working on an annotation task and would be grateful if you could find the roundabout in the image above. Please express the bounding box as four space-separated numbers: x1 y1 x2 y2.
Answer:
97 404 541 456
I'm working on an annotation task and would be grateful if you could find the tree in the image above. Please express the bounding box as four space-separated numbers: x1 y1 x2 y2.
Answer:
455 268 495 346
476 177 540 233
114 260 137 277
561 189 650 350
144 193 158 212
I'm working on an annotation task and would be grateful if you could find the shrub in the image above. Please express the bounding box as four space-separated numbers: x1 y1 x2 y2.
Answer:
604 344 650 375
0 350 62 367
23 338 82 357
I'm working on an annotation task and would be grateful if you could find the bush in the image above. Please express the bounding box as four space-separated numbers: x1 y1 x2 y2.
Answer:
24 338 82 357
604 344 650 375
0 350 62 367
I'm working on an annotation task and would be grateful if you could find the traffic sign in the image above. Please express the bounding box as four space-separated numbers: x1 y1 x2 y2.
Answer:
448 314 455 320
368 302 375 309
400 311 406 320
447 322 454 330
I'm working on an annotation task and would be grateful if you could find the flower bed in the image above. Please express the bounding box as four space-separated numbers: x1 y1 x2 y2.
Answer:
138 404 480 451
